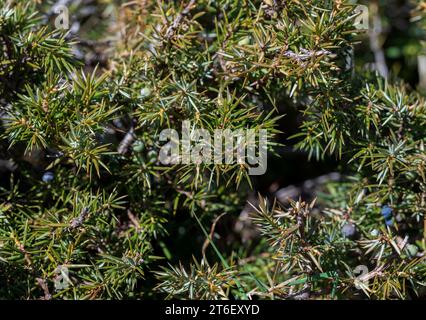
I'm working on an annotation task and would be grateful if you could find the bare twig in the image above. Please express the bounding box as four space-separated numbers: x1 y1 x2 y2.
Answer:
69 207 90 230
165 0 196 40
202 212 227 258
127 209 142 232
117 126 136 155
369 3 389 78
36 278 52 300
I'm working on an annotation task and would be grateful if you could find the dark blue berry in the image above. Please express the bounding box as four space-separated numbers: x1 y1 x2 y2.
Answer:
385 218 393 226
381 205 393 220
42 171 54 183
341 223 357 239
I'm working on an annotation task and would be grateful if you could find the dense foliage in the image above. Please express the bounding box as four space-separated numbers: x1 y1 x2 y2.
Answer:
0 0 425 299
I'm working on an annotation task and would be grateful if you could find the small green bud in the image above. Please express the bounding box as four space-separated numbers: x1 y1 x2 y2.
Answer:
370 229 379 237
140 87 152 99
406 244 418 257
238 36 251 46
133 141 145 153
147 150 158 164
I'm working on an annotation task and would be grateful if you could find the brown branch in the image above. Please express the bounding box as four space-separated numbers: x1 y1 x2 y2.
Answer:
165 0 196 40
369 3 389 78
36 278 52 300
202 212 227 258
